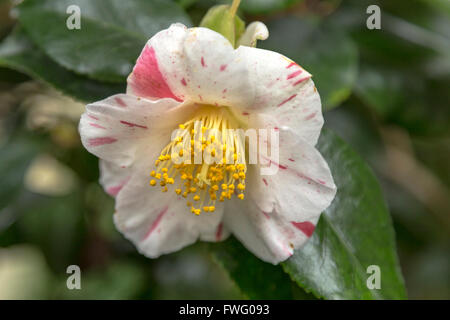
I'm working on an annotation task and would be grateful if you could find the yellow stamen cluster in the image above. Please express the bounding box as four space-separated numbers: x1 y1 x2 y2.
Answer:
149 106 246 215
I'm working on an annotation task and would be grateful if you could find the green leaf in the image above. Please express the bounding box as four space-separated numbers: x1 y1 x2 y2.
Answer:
210 237 294 299
17 0 191 82
281 129 407 299
261 17 358 110
0 28 124 102
199 4 245 47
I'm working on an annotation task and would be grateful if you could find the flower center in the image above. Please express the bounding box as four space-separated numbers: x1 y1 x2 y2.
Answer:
149 106 246 215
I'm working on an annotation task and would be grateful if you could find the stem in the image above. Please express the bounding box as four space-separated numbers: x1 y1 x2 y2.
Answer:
229 0 241 17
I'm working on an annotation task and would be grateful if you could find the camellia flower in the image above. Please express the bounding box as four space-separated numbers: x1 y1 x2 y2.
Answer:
79 22 336 264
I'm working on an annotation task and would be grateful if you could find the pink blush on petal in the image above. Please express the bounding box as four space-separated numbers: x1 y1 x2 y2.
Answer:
106 177 130 197
114 97 127 107
291 221 315 237
130 46 182 102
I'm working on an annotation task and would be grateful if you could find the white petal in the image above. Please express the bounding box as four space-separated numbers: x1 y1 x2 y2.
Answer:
237 21 269 47
114 171 226 258
221 119 334 264
128 23 254 107
236 46 322 144
127 23 322 144
79 94 195 167
249 126 336 224
224 195 307 264
224 127 335 264
126 24 185 102
99 160 132 198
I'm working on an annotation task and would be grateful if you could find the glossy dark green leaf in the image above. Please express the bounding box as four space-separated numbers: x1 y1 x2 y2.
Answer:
210 237 294 299
0 28 124 102
261 17 358 110
17 0 191 82
281 129 407 299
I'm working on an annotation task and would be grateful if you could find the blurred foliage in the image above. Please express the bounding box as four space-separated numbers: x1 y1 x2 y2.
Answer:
0 0 448 299
17 0 192 82
282 129 405 299
261 17 358 110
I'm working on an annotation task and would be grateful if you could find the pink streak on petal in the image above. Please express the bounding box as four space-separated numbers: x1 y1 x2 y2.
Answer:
88 137 117 146
114 97 127 107
277 94 297 107
261 156 288 170
106 177 130 197
120 120 148 129
90 123 106 129
293 76 310 86
318 179 326 185
181 78 187 86
220 64 227 71
296 172 318 184
215 223 223 241
286 62 296 69
130 46 182 102
262 211 270 219
287 70 302 80
201 57 206 67
143 206 169 240
288 158 295 162
304 112 317 121
262 178 268 186
88 114 99 121
291 221 315 237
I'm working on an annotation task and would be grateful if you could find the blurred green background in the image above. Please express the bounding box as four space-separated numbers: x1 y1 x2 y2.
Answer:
0 0 448 299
